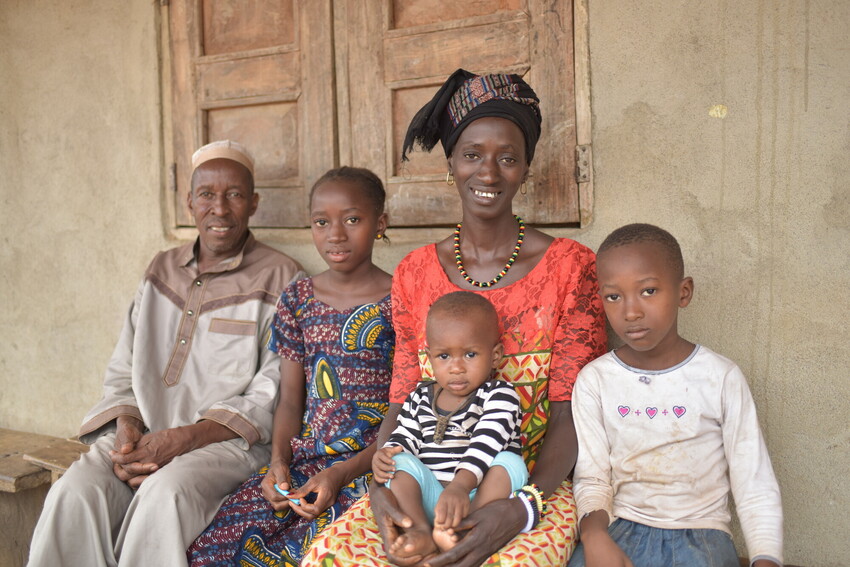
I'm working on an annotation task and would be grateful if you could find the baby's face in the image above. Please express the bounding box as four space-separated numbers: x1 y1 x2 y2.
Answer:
426 312 502 397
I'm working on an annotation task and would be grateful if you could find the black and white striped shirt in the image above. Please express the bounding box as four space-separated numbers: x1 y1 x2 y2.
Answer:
384 380 522 483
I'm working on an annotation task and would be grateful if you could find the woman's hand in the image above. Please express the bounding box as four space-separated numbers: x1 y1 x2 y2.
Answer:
422 496 526 567
373 445 402 484
371 483 428 566
286 464 347 521
433 484 471 530
260 461 292 511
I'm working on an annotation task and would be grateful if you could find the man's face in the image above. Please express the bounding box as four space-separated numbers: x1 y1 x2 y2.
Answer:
187 158 258 263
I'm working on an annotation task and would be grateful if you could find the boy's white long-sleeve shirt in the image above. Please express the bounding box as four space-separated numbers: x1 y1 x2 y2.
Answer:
572 345 783 564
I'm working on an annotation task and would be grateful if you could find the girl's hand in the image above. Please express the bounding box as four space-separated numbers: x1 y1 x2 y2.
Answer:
372 445 403 484
260 461 292 511
433 485 471 529
286 464 347 521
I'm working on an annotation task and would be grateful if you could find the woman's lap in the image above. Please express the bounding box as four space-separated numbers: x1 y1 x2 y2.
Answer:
567 518 739 567
301 479 578 566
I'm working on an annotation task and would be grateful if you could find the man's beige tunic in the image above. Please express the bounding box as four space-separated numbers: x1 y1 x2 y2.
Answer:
29 234 304 567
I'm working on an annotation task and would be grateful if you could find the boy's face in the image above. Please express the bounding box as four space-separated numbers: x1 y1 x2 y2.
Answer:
597 241 693 364
425 310 504 398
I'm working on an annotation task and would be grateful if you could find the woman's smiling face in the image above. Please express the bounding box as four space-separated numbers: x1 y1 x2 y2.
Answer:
447 117 529 218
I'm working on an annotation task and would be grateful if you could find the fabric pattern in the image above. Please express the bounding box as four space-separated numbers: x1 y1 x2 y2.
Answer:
302 481 578 567
187 279 394 566
302 238 606 566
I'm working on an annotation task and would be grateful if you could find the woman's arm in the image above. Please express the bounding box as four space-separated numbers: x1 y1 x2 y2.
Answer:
530 400 578 491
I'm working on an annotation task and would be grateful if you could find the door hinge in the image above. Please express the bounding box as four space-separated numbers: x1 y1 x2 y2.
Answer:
576 144 592 183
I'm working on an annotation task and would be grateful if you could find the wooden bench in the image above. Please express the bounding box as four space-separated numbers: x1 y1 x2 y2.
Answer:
0 428 87 567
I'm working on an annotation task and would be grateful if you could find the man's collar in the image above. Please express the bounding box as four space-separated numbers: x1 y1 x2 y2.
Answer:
181 231 256 274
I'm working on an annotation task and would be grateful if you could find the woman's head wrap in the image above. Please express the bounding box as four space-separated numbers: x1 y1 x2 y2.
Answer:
402 69 542 164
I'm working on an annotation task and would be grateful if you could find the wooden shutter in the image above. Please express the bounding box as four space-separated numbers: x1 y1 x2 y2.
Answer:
166 0 335 227
164 0 584 229
335 0 579 227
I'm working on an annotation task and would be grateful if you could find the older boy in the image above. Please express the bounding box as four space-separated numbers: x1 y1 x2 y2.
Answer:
570 223 782 567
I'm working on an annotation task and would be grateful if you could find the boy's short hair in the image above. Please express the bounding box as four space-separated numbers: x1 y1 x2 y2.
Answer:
598 223 685 278
427 291 500 336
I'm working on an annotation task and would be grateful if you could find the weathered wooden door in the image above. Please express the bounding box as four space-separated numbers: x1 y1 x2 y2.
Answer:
167 0 335 227
166 0 580 228
335 0 579 226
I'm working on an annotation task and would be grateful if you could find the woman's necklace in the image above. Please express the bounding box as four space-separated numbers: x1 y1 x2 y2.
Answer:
453 215 525 288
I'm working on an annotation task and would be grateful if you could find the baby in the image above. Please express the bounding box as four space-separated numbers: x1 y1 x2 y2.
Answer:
372 291 528 561
570 223 783 567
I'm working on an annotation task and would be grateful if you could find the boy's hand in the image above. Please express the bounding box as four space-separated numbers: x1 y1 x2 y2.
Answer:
583 533 633 567
260 461 292 511
433 484 472 529
579 510 633 567
372 445 403 484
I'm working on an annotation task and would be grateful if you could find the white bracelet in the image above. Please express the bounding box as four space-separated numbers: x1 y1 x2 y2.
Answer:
517 493 535 533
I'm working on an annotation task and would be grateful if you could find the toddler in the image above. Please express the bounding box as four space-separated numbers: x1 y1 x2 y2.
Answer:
372 291 528 560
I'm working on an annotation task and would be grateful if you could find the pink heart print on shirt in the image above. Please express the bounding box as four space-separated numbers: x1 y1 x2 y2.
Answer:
618 405 630 417
646 407 658 419
673 406 686 418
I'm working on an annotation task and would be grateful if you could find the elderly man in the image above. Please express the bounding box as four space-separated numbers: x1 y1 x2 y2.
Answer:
28 141 305 566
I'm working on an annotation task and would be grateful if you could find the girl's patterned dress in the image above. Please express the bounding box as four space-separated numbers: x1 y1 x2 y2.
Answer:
302 238 607 566
188 278 394 566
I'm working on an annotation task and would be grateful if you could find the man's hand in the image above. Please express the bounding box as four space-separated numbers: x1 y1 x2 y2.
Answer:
110 416 157 487
372 445 403 484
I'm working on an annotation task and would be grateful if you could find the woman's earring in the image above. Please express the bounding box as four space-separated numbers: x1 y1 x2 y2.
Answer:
446 172 454 186
375 232 383 240
520 182 527 195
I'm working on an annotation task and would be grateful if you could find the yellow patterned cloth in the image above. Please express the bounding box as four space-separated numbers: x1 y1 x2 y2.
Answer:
301 480 577 566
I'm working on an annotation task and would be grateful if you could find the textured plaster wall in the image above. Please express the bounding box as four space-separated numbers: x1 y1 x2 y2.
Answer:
0 1 847 565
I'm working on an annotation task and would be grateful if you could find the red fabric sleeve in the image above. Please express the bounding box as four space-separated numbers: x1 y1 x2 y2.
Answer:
389 252 428 404
547 246 607 401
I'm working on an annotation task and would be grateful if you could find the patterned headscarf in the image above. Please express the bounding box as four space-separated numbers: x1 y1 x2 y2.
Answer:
402 69 542 164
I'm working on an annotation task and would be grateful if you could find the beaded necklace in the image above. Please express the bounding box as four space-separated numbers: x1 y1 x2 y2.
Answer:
453 215 525 288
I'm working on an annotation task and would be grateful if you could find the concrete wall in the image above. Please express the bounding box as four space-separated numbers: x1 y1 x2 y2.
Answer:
0 1 846 565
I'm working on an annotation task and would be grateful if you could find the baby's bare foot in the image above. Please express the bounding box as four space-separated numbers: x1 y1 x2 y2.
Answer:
432 526 459 553
389 528 438 560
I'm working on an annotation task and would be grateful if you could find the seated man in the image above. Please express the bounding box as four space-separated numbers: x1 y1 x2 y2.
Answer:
28 140 305 566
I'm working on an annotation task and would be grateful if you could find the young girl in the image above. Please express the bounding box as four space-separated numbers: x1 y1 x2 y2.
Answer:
188 166 395 566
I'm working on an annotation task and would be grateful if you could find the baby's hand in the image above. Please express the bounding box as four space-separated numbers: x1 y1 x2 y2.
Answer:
372 445 403 484
433 485 471 529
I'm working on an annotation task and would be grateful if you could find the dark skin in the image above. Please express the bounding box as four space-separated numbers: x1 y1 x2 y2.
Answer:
372 117 580 567
261 179 393 521
110 159 258 487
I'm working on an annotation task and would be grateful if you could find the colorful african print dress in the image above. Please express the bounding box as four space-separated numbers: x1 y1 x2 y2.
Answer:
187 278 394 567
302 238 607 566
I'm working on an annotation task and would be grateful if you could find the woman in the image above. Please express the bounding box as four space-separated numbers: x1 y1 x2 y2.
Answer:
303 69 607 567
